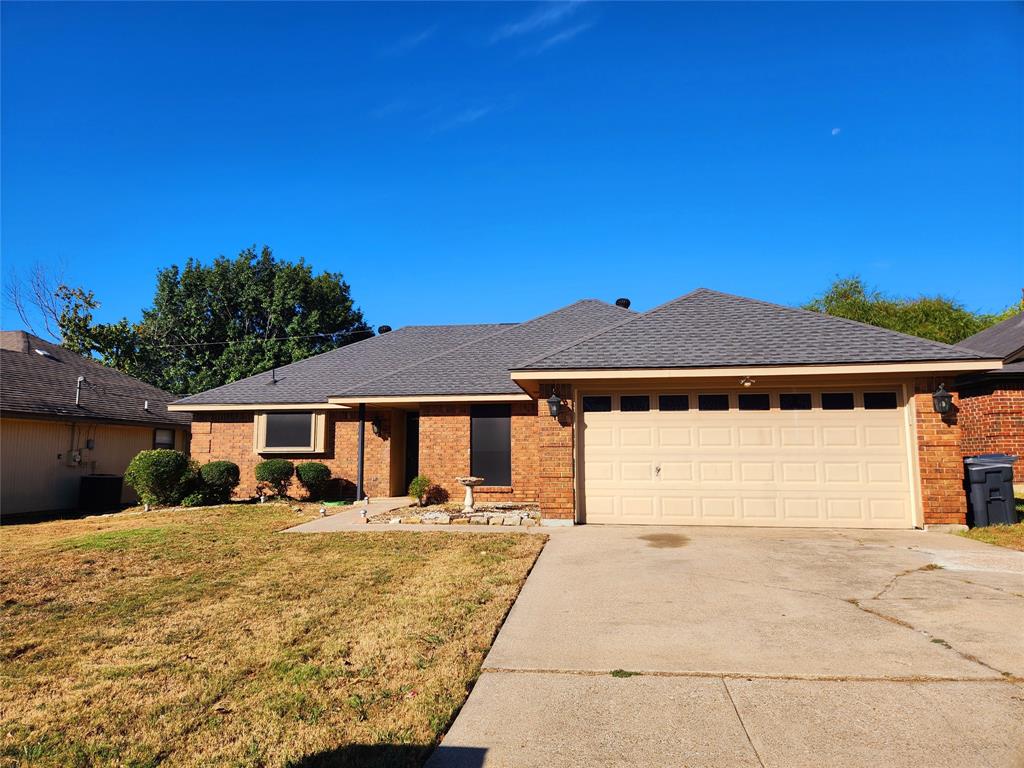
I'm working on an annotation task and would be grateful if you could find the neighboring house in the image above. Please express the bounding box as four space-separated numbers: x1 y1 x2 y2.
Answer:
169 289 1004 529
956 312 1024 481
0 331 191 516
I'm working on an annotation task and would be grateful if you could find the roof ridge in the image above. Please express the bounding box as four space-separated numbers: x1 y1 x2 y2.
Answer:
332 299 622 397
699 287 988 358
514 288 703 368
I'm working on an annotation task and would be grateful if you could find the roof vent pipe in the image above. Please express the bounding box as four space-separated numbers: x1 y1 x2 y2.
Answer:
378 325 392 334
615 298 631 309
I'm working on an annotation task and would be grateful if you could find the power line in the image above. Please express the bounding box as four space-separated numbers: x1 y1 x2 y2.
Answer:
117 328 375 350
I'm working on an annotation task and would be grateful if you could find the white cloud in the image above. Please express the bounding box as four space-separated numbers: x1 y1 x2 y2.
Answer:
382 26 438 57
532 21 594 53
831 128 841 136
491 2 581 43
437 106 494 132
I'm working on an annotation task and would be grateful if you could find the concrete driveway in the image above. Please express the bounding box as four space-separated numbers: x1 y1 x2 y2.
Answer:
428 526 1024 768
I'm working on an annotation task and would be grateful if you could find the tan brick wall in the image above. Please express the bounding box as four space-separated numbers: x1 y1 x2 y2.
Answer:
417 401 543 506
190 410 394 500
537 384 576 520
913 378 967 526
959 383 1024 482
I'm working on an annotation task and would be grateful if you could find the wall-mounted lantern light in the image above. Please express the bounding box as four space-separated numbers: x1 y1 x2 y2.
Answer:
546 392 562 418
932 384 953 414
371 417 382 437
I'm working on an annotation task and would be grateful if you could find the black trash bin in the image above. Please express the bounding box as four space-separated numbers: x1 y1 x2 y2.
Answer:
79 474 124 513
963 455 1018 527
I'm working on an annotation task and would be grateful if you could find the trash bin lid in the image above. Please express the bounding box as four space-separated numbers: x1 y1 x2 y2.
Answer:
965 454 1018 467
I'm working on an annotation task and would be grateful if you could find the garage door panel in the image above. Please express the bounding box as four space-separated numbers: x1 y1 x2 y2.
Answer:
698 427 732 446
701 497 738 518
658 427 692 447
740 462 774 482
781 462 818 483
699 462 734 482
582 388 914 529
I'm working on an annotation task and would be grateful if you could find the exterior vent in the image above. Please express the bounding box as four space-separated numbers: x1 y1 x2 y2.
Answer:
615 298 631 309
378 325 392 334
34 348 57 359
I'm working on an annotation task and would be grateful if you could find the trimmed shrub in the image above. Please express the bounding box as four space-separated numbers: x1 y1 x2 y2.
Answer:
179 491 208 508
296 462 332 501
255 459 294 499
125 449 192 507
200 461 240 504
408 474 431 506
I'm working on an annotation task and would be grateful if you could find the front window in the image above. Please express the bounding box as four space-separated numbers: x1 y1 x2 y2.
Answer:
256 412 324 452
265 412 314 448
471 404 511 486
153 428 175 449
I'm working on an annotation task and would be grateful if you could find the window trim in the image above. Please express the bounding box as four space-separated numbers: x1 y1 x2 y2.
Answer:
254 411 326 454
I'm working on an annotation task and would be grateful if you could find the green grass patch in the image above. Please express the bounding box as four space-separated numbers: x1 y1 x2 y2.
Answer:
59 527 172 552
610 669 641 678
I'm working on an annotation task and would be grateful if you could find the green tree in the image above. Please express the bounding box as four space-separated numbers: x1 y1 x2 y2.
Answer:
56 246 371 394
804 277 1021 345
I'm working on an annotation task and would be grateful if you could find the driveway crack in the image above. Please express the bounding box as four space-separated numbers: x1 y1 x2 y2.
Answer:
846 598 1016 679
721 678 765 768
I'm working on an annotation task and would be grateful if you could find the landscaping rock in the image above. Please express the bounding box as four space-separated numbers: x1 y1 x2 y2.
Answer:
521 518 536 527
470 515 488 525
488 515 504 526
401 516 421 525
451 517 471 525
502 515 520 526
389 517 402 524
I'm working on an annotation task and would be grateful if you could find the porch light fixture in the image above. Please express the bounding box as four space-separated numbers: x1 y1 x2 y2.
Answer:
932 384 953 415
740 377 755 388
546 392 562 418
371 417 382 437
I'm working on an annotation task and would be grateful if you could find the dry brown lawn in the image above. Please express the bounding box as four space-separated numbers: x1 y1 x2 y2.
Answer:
0 504 545 767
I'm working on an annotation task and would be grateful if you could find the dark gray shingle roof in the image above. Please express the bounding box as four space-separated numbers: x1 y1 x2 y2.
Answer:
337 300 631 397
0 331 190 427
518 289 988 370
174 323 510 405
956 312 1024 362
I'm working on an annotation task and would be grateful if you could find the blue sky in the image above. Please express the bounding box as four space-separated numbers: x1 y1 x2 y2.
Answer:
2 1 1021 333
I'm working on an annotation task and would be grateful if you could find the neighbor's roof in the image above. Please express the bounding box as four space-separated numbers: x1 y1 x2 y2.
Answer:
0 331 190 427
517 289 989 370
957 312 1024 362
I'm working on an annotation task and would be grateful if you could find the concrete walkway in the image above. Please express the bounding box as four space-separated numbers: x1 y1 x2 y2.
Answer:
283 497 409 532
428 526 1024 768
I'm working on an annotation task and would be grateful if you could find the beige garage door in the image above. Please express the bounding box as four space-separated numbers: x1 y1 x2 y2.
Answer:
581 388 916 529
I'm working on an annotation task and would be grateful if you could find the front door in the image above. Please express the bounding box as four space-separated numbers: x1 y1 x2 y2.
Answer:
404 412 420 489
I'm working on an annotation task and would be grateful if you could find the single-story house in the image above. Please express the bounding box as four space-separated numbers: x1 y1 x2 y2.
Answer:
956 311 1024 481
0 330 191 517
169 289 1008 529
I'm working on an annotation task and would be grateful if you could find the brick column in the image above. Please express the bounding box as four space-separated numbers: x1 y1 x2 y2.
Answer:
913 377 966 526
537 384 576 521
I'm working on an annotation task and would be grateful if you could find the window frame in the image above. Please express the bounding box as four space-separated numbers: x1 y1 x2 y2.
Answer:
153 428 176 449
698 393 730 411
254 411 326 454
619 394 651 412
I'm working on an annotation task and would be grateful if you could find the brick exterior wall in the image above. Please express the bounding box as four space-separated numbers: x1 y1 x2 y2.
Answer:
958 382 1024 482
190 410 394 500
537 384 576 520
418 401 542 505
912 378 967 526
